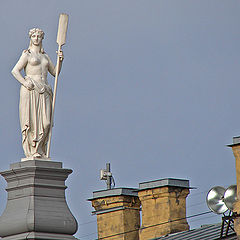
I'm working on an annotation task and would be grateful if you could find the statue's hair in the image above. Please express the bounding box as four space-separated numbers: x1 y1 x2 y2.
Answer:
28 28 45 53
28 28 44 39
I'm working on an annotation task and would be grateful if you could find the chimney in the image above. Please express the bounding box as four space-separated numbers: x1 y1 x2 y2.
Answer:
89 188 141 240
228 136 240 238
138 178 190 239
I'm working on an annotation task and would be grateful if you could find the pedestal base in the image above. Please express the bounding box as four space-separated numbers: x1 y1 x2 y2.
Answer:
21 157 51 162
1 232 78 240
0 160 78 239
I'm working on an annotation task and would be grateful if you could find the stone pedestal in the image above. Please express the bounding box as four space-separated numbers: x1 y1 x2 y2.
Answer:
0 160 78 240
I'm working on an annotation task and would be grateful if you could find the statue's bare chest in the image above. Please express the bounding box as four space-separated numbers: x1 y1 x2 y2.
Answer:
28 53 48 68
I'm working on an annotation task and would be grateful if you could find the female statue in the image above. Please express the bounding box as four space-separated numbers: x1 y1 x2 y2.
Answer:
11 28 63 159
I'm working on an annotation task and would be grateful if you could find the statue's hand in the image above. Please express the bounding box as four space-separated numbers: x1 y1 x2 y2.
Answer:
57 50 64 61
24 77 34 90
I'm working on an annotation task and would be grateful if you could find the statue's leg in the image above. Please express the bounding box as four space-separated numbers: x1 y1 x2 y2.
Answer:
43 93 52 157
34 92 52 158
19 86 32 158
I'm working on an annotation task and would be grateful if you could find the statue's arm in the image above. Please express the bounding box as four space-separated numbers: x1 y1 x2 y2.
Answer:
46 53 63 77
11 51 28 85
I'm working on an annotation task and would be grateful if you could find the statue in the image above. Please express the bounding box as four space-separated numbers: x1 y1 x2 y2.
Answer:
11 14 68 160
11 28 64 159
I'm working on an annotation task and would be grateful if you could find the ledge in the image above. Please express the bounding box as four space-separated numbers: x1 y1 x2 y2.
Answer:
88 187 138 200
227 136 240 147
138 178 191 191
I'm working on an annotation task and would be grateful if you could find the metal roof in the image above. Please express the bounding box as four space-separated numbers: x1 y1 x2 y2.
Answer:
153 223 236 240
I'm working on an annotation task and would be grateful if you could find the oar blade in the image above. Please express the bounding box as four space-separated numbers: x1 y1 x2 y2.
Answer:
57 13 69 46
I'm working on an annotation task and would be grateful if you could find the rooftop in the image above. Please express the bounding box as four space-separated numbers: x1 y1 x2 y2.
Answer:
154 223 236 240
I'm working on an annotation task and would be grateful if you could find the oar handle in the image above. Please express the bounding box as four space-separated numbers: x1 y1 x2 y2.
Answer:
46 45 62 158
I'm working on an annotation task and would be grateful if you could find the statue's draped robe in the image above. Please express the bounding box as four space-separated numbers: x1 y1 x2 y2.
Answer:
19 76 52 158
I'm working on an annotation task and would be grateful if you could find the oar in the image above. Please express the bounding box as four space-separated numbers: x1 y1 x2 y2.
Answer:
47 13 69 158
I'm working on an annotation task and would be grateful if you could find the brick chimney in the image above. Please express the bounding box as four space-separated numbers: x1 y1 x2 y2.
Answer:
228 136 240 238
89 188 140 240
138 178 190 240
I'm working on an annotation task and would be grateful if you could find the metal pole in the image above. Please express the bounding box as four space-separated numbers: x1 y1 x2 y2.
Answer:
225 212 231 237
220 214 225 239
106 163 112 190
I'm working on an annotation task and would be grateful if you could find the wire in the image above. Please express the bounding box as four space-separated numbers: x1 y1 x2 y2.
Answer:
188 201 206 208
78 220 96 226
78 231 98 239
83 198 209 228
189 190 208 197
88 199 208 223
111 176 116 188
91 201 168 220
79 187 213 231
188 214 219 224
103 175 115 189
78 211 216 240
94 211 212 240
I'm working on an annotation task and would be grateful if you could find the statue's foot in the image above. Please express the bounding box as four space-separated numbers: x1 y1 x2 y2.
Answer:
21 153 51 162
32 153 42 158
41 154 48 159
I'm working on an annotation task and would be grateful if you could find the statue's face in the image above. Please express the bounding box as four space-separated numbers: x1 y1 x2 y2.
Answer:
30 32 43 46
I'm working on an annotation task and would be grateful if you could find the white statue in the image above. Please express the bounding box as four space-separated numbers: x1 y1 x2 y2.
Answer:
11 28 63 159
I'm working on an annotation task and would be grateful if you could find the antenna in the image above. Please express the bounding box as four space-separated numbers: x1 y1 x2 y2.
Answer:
100 163 115 190
206 185 237 238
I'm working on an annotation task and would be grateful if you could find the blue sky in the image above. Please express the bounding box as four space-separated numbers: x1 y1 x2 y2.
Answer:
0 1 240 239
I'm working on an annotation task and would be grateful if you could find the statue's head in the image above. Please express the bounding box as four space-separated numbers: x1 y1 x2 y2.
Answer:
28 28 45 53
28 28 44 39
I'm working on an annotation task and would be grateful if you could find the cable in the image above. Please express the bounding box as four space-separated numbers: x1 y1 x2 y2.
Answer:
91 201 168 220
94 211 212 240
189 190 208 197
104 175 115 189
88 199 207 223
78 220 96 226
188 201 206 208
77 215 217 240
112 176 116 188
189 214 219 224
78 231 98 239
